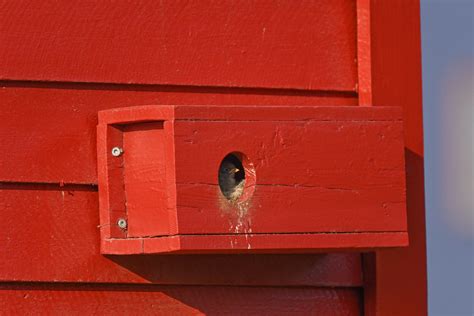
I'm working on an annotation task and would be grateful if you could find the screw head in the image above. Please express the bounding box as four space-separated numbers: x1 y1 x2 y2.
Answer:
111 147 123 157
117 218 127 229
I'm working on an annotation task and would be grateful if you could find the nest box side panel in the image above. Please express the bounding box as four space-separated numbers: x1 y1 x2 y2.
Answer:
173 116 407 236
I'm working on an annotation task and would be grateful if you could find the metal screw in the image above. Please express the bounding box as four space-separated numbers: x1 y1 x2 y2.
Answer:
117 218 127 229
111 147 123 157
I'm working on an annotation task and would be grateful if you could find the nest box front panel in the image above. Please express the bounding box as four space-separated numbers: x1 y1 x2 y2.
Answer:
97 105 408 254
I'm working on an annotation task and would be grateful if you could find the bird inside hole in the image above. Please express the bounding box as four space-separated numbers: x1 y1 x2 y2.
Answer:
218 155 245 201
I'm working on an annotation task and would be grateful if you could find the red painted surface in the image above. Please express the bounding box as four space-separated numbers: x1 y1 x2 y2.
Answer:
357 0 373 106
0 0 357 91
122 122 169 237
0 1 426 314
0 185 362 285
0 283 362 315
0 85 356 185
362 1 428 315
97 105 407 254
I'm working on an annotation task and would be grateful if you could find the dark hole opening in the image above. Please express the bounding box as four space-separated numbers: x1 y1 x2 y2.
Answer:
218 153 245 200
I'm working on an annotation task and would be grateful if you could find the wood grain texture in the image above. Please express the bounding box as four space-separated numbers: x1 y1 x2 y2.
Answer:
0 84 357 185
0 184 363 286
0 283 362 316
175 183 406 234
0 0 357 91
360 1 427 315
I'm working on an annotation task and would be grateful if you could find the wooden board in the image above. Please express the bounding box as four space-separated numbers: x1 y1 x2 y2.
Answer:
0 283 362 315
0 84 357 185
0 185 363 286
358 1 427 315
0 1 357 91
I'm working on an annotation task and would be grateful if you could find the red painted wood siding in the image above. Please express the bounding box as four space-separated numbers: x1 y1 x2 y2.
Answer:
0 0 426 314
0 184 363 286
0 0 357 91
0 85 356 185
361 1 427 315
1 284 362 315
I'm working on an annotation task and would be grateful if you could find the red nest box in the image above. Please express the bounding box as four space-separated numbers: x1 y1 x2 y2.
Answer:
97 105 407 254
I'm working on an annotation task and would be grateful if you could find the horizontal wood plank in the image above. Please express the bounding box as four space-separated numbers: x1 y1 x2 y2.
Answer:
0 186 362 286
175 184 407 234
0 85 357 185
0 1 357 91
0 283 362 315
174 118 404 186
